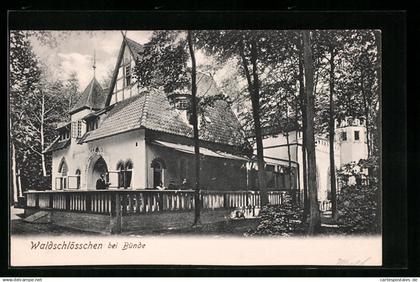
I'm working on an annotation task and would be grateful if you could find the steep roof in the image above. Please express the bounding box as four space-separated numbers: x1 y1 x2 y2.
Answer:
43 138 70 154
82 88 246 147
124 37 144 60
79 36 247 148
69 77 106 114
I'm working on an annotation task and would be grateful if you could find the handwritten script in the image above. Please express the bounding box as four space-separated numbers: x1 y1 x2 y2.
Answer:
336 256 371 265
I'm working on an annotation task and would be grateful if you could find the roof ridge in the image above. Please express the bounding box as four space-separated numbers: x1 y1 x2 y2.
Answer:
86 79 95 109
123 36 143 59
139 90 150 126
43 136 61 154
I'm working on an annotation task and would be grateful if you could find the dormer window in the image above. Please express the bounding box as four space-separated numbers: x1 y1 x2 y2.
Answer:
59 130 70 141
168 93 193 125
86 117 99 132
175 97 190 110
56 123 71 141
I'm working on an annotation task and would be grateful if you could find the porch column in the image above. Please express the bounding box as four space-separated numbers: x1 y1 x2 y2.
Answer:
133 129 147 189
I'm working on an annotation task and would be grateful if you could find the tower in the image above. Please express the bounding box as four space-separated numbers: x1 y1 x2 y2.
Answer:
336 117 369 166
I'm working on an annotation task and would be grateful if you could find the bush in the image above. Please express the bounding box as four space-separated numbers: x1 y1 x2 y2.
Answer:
337 183 380 234
246 195 306 236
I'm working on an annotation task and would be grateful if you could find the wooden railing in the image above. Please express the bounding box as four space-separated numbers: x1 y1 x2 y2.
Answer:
24 189 291 215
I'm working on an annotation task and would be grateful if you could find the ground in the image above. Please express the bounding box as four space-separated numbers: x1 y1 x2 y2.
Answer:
11 206 96 235
10 206 260 236
10 206 338 236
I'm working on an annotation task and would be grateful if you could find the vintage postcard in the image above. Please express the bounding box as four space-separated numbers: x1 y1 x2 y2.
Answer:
9 29 382 266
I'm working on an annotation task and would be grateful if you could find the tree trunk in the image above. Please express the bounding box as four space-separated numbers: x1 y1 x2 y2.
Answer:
374 30 382 230
17 168 23 198
41 91 47 177
298 42 309 220
12 141 18 205
239 39 268 206
360 68 371 158
328 46 338 220
302 30 320 235
187 31 201 226
295 124 301 205
285 107 295 204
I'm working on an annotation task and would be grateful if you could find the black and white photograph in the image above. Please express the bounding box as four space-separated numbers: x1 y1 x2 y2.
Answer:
9 28 383 266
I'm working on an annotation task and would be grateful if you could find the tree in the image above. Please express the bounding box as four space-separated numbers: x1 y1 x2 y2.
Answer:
64 71 80 110
313 30 352 220
101 67 115 92
10 31 78 199
133 30 202 225
297 37 310 219
348 31 379 158
186 31 201 225
257 41 300 203
10 30 42 203
302 30 321 235
196 30 284 206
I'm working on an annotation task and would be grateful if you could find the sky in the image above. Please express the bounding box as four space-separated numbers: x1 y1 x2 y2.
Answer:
30 31 153 90
29 30 235 91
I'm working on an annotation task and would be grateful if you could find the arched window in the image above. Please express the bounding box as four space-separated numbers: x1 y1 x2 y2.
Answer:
124 159 133 189
151 158 166 188
116 159 133 189
116 160 125 188
93 157 109 190
75 169 81 189
58 158 68 190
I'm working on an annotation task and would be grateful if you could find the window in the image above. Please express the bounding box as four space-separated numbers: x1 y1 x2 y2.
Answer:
117 161 125 188
151 159 166 188
87 118 99 132
72 121 83 138
60 130 69 141
265 164 275 172
75 169 81 189
57 159 68 190
179 158 187 182
77 120 82 137
116 160 133 189
71 122 77 138
354 130 360 141
124 160 133 188
175 97 190 110
341 131 347 141
125 65 131 86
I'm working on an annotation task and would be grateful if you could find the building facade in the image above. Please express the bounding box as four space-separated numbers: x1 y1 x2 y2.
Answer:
43 35 368 202
44 36 249 192
250 117 369 202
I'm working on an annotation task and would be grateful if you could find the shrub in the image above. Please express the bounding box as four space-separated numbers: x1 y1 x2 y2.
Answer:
336 183 380 234
246 195 306 236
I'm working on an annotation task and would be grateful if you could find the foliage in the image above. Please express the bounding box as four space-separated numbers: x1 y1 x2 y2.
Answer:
10 30 81 192
10 30 43 192
134 31 227 121
246 194 306 236
134 31 190 94
337 157 378 187
336 183 380 234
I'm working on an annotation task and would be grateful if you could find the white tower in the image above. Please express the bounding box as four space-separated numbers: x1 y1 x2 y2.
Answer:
336 117 369 166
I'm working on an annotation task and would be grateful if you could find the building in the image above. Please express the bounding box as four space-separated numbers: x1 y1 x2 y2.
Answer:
44 36 250 191
43 35 368 202
249 117 369 202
